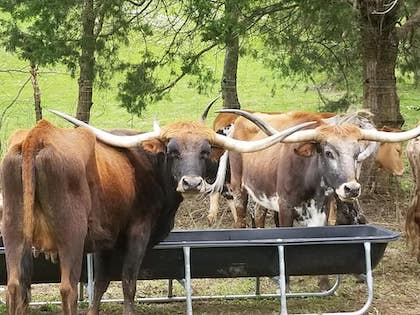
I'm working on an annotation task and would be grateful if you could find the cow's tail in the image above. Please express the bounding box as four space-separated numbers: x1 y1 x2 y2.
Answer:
405 190 420 262
21 135 37 243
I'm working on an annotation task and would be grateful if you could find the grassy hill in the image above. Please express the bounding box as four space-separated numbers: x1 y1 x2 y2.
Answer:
1 46 420 158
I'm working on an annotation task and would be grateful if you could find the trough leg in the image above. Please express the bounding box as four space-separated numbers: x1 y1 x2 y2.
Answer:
87 254 94 305
277 245 288 315
183 246 193 315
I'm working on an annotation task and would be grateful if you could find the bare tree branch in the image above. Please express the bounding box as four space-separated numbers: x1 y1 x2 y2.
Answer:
0 69 28 74
154 42 218 94
0 76 31 128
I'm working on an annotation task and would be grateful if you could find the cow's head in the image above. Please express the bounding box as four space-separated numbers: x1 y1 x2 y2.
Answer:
217 109 420 201
49 110 314 194
374 127 404 176
293 125 367 201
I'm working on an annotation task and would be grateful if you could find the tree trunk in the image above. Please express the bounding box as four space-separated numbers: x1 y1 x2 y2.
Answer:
221 1 241 109
76 0 96 123
30 63 42 121
359 0 404 128
359 1 403 198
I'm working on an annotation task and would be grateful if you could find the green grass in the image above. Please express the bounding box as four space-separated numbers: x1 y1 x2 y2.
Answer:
0 44 329 157
2 42 420 158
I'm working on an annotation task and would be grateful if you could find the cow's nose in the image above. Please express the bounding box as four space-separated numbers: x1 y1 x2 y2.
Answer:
343 182 361 198
178 176 204 192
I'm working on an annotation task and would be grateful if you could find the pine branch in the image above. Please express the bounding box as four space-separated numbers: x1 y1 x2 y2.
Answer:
397 5 420 41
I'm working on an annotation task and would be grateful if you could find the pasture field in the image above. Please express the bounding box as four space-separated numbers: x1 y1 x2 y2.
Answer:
0 197 418 315
0 47 420 315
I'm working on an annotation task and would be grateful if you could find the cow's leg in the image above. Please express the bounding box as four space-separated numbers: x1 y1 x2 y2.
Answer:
121 216 153 315
86 251 114 315
227 198 238 224
277 204 294 227
58 241 85 315
232 188 248 228
254 205 267 228
207 192 220 226
4 244 32 315
2 153 32 315
229 152 247 228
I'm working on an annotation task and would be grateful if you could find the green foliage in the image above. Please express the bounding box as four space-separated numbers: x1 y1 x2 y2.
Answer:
254 0 361 93
118 58 160 116
0 0 145 88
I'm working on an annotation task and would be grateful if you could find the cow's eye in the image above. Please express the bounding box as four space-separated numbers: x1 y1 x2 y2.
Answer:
325 151 334 159
168 149 180 158
200 150 210 159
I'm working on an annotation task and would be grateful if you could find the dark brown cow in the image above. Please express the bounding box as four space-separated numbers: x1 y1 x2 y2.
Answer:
0 111 312 315
406 135 420 263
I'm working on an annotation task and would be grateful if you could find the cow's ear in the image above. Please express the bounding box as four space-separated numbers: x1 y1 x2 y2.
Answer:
294 142 317 157
142 138 165 153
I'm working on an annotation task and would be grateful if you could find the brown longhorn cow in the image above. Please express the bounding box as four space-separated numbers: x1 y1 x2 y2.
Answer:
0 110 312 315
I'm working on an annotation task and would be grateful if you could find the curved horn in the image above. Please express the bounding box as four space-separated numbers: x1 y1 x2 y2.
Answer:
201 95 221 122
49 110 160 147
215 109 279 135
216 109 320 143
360 125 420 142
213 121 317 152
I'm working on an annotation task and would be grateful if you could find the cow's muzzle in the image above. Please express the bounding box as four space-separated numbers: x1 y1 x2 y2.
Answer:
177 176 206 193
336 181 361 201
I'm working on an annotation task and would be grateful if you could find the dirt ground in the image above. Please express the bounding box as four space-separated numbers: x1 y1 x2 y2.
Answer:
1 187 419 315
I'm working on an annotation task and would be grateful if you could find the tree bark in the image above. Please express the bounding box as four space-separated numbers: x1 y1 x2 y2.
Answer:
76 0 96 123
221 0 241 109
359 0 404 128
358 1 403 197
30 63 42 121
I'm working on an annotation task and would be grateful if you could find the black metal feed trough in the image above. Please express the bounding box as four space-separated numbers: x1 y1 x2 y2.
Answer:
0 224 399 315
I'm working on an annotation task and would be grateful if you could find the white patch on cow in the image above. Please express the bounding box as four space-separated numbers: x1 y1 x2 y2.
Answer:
335 180 361 201
243 185 279 212
219 124 233 136
294 199 327 227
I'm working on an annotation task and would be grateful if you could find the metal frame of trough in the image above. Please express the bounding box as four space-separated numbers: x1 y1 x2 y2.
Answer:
0 225 399 315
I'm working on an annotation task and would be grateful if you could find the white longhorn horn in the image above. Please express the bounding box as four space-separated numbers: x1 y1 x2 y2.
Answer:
360 125 420 142
213 121 317 152
49 110 160 147
215 109 320 143
153 115 161 133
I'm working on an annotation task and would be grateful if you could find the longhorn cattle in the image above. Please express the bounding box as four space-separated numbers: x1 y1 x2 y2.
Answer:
0 110 312 315
374 126 405 176
207 110 405 228
220 109 420 229
205 110 336 226
406 135 420 263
